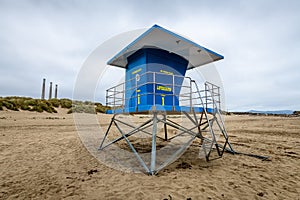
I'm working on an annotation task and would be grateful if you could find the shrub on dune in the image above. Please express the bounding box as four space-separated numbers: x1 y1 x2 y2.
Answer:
2 100 19 111
68 104 95 114
49 99 60 108
60 99 72 109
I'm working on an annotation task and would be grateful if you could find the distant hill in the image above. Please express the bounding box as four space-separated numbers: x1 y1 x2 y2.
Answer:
248 110 294 115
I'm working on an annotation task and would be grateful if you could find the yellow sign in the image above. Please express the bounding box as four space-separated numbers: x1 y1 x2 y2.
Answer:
138 94 140 104
132 68 142 75
157 85 172 92
161 94 165 106
160 69 174 75
137 89 140 104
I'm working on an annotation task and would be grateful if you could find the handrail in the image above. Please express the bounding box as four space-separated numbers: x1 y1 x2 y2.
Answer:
105 71 221 112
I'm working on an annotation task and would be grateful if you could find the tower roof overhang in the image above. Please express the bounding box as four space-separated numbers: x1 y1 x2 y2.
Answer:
107 24 224 70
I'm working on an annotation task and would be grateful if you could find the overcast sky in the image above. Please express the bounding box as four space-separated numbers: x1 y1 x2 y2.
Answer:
0 0 299 111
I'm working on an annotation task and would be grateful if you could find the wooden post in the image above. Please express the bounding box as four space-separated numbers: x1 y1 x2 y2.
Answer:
41 78 46 99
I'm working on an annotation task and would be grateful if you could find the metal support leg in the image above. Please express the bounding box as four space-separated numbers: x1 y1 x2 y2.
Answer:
150 112 157 175
163 114 168 141
98 115 115 150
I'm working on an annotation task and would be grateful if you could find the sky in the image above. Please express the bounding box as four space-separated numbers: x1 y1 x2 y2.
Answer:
0 0 299 111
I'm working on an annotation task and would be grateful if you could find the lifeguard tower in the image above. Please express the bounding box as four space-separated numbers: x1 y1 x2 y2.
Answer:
99 25 234 175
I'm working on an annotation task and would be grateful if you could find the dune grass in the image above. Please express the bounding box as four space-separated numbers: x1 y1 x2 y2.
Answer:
0 97 110 114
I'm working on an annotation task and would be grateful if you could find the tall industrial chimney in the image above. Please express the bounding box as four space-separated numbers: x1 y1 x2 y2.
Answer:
41 78 46 99
49 82 53 100
54 84 58 99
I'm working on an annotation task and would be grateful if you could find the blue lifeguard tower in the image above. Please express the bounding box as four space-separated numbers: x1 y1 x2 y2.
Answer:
99 25 234 175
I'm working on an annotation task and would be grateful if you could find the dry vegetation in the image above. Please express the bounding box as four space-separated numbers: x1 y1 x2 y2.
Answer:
0 96 110 114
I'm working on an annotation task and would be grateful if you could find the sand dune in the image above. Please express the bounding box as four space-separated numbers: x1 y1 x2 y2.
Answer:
0 110 299 199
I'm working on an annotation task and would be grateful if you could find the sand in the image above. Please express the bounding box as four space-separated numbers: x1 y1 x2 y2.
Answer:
0 109 299 199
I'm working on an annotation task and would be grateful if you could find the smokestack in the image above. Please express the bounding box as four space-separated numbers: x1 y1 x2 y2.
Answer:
54 84 58 99
41 78 46 99
49 82 52 100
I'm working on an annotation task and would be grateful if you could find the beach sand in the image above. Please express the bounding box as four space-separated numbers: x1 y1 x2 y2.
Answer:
0 110 299 199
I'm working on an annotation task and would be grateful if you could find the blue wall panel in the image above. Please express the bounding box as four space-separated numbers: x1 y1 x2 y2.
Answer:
125 48 188 112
